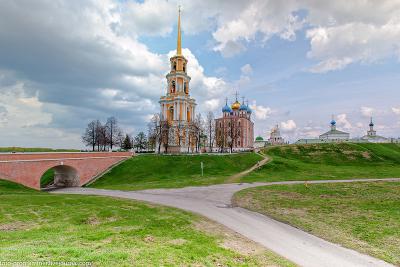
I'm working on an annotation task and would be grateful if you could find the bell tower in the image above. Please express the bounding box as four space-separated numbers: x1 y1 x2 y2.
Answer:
158 7 197 153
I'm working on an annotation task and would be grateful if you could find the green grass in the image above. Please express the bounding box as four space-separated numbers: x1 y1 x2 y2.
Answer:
233 181 400 265
242 143 400 182
0 179 294 266
0 147 79 152
40 169 55 188
90 153 262 190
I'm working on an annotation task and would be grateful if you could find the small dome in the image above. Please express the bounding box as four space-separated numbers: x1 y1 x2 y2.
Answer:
255 136 264 141
369 122 374 127
330 119 336 126
222 104 232 113
239 104 247 111
247 104 252 114
231 101 241 110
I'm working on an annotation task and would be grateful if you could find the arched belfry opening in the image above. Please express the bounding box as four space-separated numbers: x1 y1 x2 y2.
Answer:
40 165 79 190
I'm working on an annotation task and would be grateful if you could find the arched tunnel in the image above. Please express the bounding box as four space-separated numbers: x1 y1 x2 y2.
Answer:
41 165 80 189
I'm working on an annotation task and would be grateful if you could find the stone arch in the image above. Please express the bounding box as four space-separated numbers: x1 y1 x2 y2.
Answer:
40 165 80 189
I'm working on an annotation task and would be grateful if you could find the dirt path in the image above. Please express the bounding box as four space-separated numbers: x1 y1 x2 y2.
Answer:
52 178 400 267
225 152 270 183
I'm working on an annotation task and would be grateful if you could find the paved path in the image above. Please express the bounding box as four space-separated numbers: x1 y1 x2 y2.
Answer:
225 153 270 183
52 178 400 267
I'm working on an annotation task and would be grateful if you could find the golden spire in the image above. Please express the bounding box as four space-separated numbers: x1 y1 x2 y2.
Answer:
176 6 182 56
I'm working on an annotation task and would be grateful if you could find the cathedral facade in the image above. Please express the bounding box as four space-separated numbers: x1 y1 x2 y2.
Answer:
158 9 197 153
215 97 254 152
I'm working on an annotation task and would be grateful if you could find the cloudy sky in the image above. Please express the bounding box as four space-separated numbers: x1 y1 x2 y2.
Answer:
0 0 400 148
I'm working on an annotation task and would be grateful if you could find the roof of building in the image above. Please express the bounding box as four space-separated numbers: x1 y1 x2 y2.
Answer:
255 136 264 141
222 104 232 113
239 103 248 111
231 100 241 110
320 129 349 136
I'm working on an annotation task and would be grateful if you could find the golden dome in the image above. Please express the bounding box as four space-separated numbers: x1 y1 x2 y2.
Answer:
231 100 241 110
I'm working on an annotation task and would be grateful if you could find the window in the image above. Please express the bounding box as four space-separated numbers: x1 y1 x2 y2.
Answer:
171 81 176 93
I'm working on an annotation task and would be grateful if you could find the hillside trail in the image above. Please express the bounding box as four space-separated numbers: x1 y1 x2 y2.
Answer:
225 152 270 183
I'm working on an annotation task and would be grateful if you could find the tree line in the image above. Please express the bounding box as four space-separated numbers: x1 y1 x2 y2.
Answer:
147 111 216 153
82 110 243 153
82 117 149 152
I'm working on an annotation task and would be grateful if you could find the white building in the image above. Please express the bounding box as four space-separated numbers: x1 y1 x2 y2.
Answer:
358 118 388 143
319 117 350 141
269 125 285 145
296 116 350 144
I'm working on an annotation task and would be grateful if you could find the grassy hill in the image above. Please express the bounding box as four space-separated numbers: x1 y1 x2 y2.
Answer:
0 179 293 266
90 153 262 190
242 143 400 182
234 181 400 265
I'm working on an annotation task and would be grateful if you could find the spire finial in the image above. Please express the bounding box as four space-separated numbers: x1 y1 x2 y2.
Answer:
225 97 228 105
241 96 245 104
234 91 239 101
176 6 182 56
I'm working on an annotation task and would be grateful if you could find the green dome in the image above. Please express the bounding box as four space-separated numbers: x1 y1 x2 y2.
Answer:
255 136 264 141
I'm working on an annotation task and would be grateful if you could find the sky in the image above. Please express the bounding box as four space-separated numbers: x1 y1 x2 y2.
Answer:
0 0 400 148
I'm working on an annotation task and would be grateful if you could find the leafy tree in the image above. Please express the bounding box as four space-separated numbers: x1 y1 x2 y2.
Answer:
121 134 133 150
134 132 147 152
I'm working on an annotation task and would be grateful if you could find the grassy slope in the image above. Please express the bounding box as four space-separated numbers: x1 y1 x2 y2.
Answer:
242 143 400 182
91 153 262 190
0 147 79 152
40 169 55 188
0 179 293 266
233 181 400 265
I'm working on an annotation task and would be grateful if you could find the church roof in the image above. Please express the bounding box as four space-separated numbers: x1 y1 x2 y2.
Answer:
320 129 349 136
255 136 264 141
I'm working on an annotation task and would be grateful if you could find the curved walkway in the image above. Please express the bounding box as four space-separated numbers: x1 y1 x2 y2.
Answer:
52 178 400 267
225 152 270 183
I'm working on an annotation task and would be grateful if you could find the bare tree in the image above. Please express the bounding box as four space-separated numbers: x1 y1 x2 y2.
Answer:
206 111 215 152
216 126 225 153
148 113 163 153
97 122 108 151
227 117 240 153
161 120 171 153
116 130 125 149
105 117 122 150
176 119 185 147
82 120 97 151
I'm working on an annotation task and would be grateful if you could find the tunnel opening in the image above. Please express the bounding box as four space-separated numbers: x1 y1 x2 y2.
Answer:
40 165 80 190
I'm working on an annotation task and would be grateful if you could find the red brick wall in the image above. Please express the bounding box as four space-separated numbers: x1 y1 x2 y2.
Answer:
0 152 133 190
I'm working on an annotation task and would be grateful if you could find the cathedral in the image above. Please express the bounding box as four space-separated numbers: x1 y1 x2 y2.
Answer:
158 9 197 153
215 96 254 152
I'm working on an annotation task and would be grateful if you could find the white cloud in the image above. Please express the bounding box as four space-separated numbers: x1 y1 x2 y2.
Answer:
0 83 52 128
392 107 400 115
280 120 297 132
241 64 253 75
336 113 352 129
204 98 221 111
117 0 176 37
249 101 273 120
360 106 374 117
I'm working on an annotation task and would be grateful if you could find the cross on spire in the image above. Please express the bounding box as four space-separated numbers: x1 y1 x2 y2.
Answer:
234 91 239 101
225 97 228 105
